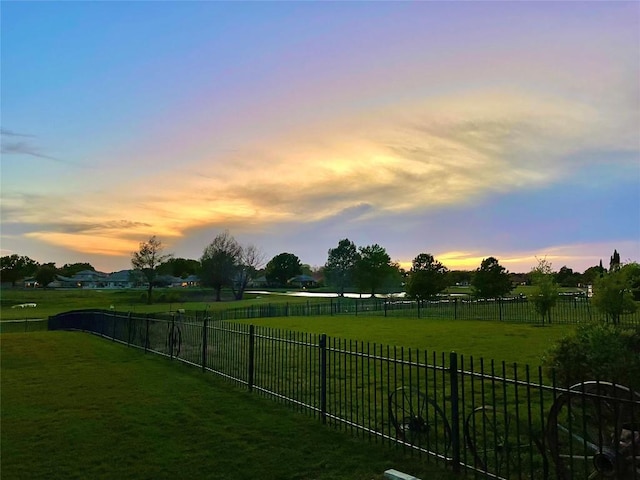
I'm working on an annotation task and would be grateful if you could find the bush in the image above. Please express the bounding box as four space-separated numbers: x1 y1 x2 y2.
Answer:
542 322 640 391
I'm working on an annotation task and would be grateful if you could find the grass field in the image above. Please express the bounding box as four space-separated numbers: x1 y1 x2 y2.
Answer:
237 316 576 368
1 332 458 480
0 287 316 321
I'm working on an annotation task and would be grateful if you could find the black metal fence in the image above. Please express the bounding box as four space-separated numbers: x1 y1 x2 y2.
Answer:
49 310 639 480
197 295 640 326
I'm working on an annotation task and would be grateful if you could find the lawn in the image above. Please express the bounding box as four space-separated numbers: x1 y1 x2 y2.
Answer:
237 315 576 368
0 287 317 321
1 332 457 480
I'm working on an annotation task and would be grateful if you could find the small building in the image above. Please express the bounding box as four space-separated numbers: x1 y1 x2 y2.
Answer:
288 274 317 289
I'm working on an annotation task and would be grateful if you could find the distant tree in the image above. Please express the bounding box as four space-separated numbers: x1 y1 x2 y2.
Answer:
609 249 621 272
405 253 449 301
447 270 473 287
592 263 639 324
324 238 360 296
554 265 580 287
35 263 58 288
59 262 95 277
581 265 604 285
353 244 394 296
265 253 302 287
0 254 39 286
471 257 513 299
157 257 200 278
131 236 172 304
200 231 243 302
529 258 559 324
231 244 265 300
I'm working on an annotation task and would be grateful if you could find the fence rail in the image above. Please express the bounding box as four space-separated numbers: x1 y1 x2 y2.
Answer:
48 310 640 480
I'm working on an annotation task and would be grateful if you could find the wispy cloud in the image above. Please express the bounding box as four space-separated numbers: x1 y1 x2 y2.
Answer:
0 128 75 164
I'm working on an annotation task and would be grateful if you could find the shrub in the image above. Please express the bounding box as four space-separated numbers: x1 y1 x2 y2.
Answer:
542 322 640 391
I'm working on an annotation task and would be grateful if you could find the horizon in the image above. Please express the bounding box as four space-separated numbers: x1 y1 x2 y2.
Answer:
2 2 639 275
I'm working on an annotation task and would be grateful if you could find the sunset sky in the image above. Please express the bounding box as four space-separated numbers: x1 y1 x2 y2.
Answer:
2 1 639 274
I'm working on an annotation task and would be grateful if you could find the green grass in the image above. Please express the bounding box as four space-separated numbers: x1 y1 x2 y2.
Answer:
1 332 458 480
237 316 576 368
0 287 318 320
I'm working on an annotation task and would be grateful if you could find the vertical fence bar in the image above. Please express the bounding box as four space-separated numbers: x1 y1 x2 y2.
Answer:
144 316 149 353
449 351 461 472
170 314 175 360
201 315 208 372
319 333 327 424
127 312 132 346
248 324 255 391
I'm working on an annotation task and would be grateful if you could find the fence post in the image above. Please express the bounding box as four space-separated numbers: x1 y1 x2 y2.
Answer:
454 298 457 320
170 313 175 360
127 312 132 346
248 325 255 391
498 298 503 322
202 315 208 372
144 315 149 353
449 351 461 473
319 333 327 424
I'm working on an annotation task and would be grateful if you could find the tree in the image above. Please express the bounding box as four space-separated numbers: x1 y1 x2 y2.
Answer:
581 265 604 285
200 231 243 302
131 236 172 304
264 253 302 287
231 244 265 300
0 254 39 286
353 244 394 296
471 257 513 299
157 258 200 279
592 262 639 324
609 249 621 272
405 253 449 301
447 270 473 287
35 263 57 288
324 238 360 296
529 258 559 324
59 262 95 277
554 265 579 287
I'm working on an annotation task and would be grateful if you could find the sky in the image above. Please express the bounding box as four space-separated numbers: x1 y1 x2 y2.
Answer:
1 1 639 275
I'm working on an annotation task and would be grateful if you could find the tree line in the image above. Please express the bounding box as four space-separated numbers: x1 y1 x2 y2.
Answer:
2 237 638 321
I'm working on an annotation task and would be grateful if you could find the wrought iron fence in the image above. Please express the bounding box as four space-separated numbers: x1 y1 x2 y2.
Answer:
49 310 639 480
182 295 640 326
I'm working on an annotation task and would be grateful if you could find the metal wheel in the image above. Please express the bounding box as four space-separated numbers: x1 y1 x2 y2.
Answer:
388 386 451 455
464 405 548 479
546 381 640 480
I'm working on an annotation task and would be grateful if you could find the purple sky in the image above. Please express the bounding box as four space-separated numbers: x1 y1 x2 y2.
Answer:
2 1 639 274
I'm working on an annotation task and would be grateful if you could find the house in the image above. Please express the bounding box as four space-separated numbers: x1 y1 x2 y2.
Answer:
73 270 108 288
288 274 317 289
106 270 136 289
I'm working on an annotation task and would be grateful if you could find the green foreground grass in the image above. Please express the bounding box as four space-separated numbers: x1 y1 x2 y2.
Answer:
239 316 576 368
1 332 457 480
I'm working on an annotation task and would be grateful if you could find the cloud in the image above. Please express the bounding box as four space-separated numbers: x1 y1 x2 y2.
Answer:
0 128 35 137
0 128 75 164
4 88 637 260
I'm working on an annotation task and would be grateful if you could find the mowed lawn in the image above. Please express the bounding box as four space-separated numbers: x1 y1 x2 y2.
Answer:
238 316 576 368
1 332 457 480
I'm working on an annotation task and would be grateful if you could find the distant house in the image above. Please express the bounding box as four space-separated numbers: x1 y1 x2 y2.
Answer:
73 270 108 288
249 276 268 288
106 270 136 289
288 274 317 289
182 275 200 287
